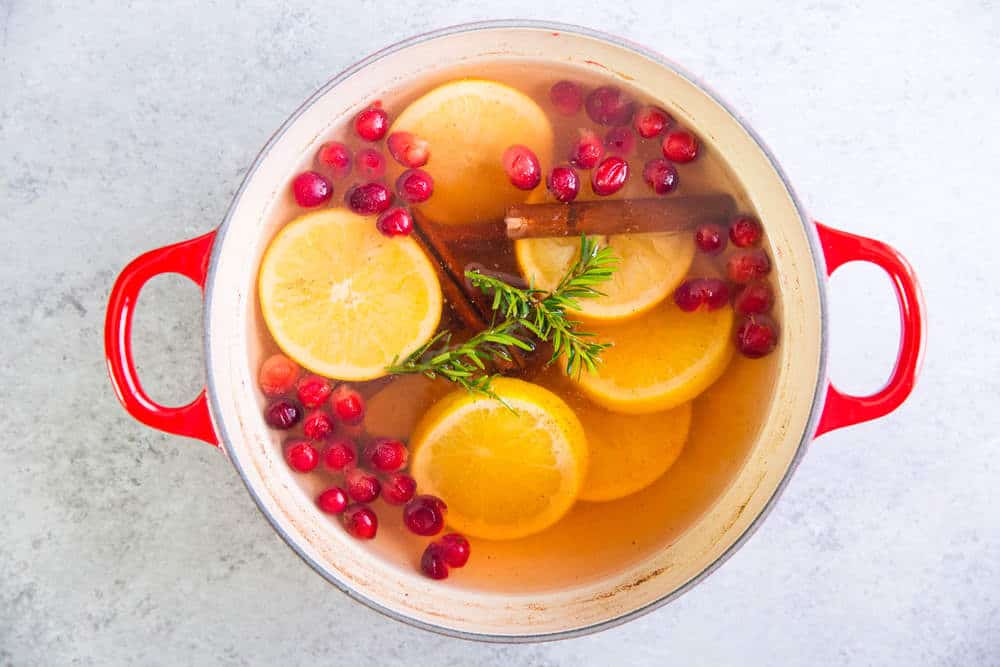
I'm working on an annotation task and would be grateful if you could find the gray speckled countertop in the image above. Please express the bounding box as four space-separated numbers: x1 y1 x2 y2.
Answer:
1 1 998 664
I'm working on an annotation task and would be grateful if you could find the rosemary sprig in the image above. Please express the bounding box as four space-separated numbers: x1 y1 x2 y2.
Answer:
387 234 618 398
467 234 619 376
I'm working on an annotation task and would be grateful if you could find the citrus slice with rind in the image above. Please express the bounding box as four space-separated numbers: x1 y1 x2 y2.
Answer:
409 378 587 541
258 209 442 380
388 79 554 225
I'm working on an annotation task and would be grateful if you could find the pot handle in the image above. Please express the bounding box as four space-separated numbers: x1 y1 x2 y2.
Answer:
104 231 219 445
813 222 925 436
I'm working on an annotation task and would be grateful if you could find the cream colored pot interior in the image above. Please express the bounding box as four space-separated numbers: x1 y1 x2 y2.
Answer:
206 25 824 639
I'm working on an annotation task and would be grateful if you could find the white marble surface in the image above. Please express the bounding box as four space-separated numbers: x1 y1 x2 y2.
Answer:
1 0 998 664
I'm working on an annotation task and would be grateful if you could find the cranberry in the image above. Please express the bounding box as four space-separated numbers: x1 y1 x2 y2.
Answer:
323 437 357 471
342 504 378 539
316 487 348 514
549 80 583 116
284 439 319 473
346 467 381 503
730 216 763 247
633 105 672 138
641 158 678 195
502 145 542 190
396 168 434 203
403 494 447 536
331 385 365 425
258 354 299 396
386 131 430 168
604 126 636 156
420 544 449 580
547 166 581 203
381 473 417 505
264 400 301 429
585 85 635 126
347 182 393 216
296 375 332 408
727 249 771 284
438 533 470 568
735 314 779 358
355 148 386 180
303 410 335 441
733 281 774 315
591 156 629 196
694 224 727 255
354 103 388 141
317 142 351 179
291 171 332 208
673 278 730 312
376 207 414 237
662 130 699 163
364 438 408 472
569 129 604 169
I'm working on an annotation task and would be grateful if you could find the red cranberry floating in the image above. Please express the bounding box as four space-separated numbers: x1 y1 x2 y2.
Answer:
258 354 299 396
438 533 470 568
386 131 430 168
403 494 447 536
284 439 319 473
735 314 779 358
549 80 583 116
547 166 581 203
265 400 301 429
694 223 727 255
641 158 678 196
591 156 629 196
355 148 387 180
342 504 378 539
317 141 352 179
376 207 414 237
420 544 449 580
662 130 699 163
364 438 409 472
316 487 349 514
730 215 763 248
291 171 332 208
585 85 635 126
347 182 393 216
331 385 365 425
381 473 417 505
569 129 604 169
733 281 774 315
727 249 771 284
396 168 434 203
604 126 636 156
354 103 388 141
303 410 335 441
673 278 730 312
633 105 672 138
296 375 332 408
501 145 542 190
346 467 381 503
323 437 357 471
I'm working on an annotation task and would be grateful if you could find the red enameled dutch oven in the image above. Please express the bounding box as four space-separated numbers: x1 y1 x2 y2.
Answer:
105 21 925 641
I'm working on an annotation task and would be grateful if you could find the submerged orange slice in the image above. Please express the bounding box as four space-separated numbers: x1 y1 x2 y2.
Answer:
409 378 587 541
515 232 695 321
258 209 442 380
388 79 554 225
568 300 734 414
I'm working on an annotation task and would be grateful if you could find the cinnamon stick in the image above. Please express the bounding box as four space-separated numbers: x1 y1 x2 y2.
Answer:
506 194 736 239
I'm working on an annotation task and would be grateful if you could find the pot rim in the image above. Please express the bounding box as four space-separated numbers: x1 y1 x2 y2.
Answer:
203 19 829 643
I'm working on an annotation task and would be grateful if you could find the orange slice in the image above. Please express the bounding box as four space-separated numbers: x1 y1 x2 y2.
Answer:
258 209 442 380
409 378 587 540
388 79 553 225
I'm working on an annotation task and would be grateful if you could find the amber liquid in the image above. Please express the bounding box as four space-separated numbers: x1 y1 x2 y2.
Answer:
256 60 779 593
